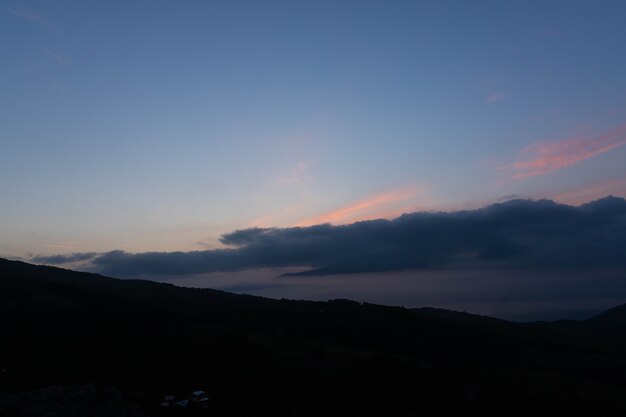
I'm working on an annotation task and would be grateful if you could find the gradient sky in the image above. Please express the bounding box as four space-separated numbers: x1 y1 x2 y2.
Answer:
2 1 626 320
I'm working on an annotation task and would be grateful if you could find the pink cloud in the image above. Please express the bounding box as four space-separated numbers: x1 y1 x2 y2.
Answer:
513 124 626 179
297 186 430 226
487 92 505 103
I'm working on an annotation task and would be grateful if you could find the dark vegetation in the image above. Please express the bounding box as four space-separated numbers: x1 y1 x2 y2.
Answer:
2 258 626 416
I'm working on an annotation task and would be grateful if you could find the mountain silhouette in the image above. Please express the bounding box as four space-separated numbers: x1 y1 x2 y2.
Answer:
591 303 626 324
2 258 626 416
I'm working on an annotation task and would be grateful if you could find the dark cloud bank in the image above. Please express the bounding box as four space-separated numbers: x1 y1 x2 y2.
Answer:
34 196 626 278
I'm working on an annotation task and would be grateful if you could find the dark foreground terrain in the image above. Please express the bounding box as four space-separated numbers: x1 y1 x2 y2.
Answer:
2 258 626 416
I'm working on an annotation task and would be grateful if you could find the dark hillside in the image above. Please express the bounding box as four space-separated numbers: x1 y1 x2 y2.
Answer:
2 258 626 416
590 303 626 325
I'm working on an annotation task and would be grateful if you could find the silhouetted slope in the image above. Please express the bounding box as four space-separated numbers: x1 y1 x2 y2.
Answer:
411 307 509 327
2 258 626 416
590 303 626 324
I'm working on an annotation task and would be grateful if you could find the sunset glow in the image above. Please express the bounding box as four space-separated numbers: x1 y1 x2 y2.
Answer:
2 1 626 321
297 187 429 226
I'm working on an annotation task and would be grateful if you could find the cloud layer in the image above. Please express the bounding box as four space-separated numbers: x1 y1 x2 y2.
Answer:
32 196 626 278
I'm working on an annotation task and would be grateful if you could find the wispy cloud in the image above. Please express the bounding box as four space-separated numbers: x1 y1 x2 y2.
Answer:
33 252 98 265
7 7 46 25
45 49 67 65
487 92 505 103
275 161 312 189
512 124 626 179
297 186 429 226
248 204 302 228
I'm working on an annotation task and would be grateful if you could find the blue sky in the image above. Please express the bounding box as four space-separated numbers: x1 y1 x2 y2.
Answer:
2 1 626 319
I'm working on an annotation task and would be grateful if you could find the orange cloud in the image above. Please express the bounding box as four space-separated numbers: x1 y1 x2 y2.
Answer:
513 124 626 179
297 186 429 226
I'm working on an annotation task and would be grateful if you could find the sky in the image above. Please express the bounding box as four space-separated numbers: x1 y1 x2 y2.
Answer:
2 1 626 320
